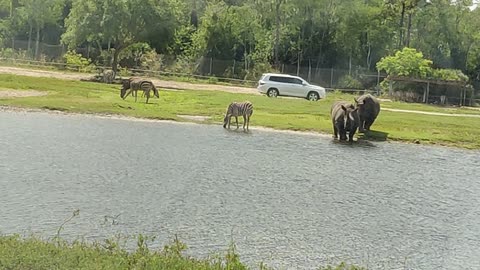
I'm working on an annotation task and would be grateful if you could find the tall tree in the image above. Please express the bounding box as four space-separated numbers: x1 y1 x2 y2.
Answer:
20 0 63 59
62 0 181 72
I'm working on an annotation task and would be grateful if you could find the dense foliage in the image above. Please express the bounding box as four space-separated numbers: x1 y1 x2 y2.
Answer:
0 0 479 81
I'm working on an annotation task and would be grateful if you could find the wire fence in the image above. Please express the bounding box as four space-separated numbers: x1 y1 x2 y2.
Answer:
1 39 479 105
2 39 387 89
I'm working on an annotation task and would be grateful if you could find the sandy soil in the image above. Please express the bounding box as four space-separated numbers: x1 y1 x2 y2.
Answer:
177 115 212 122
381 108 480 118
0 66 258 94
0 89 47 98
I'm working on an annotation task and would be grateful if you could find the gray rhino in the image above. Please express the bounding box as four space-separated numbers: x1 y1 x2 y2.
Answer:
331 101 360 142
354 94 380 133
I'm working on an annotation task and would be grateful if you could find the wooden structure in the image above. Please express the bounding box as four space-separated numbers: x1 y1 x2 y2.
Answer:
387 76 472 106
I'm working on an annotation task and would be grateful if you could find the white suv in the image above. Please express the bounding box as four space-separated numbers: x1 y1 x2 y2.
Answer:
257 73 327 101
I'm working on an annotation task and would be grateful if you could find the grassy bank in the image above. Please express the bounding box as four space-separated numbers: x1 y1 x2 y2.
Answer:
1 74 480 149
0 235 363 270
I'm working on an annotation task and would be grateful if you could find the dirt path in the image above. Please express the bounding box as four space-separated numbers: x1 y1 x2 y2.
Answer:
0 66 258 94
382 108 480 118
0 88 47 98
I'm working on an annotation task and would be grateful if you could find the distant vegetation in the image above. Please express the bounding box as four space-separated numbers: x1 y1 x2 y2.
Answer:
0 0 479 85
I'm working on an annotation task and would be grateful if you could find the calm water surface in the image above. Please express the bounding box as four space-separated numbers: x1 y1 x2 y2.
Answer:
1 111 479 269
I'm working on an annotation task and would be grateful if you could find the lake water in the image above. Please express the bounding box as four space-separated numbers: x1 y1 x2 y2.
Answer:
1 110 479 269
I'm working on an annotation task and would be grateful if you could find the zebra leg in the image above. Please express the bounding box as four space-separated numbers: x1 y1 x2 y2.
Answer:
242 115 246 130
145 90 150 104
227 116 231 129
246 115 250 131
123 89 133 100
235 116 239 129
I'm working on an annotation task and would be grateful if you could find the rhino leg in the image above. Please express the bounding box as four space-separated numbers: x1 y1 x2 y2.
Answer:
348 128 356 142
339 129 347 141
365 118 374 131
333 124 338 139
358 122 366 133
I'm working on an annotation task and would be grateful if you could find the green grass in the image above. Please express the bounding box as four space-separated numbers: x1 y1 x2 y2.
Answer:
0 234 364 270
1 74 480 149
380 100 480 115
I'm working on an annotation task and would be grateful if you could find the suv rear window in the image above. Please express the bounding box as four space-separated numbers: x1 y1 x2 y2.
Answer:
269 76 303 84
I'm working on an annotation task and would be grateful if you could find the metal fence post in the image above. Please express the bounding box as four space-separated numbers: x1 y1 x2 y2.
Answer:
330 68 334 88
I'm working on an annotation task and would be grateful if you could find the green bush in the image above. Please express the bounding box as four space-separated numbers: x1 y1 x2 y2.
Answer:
208 76 219 84
376 47 433 79
64 50 95 72
337 75 363 89
0 48 15 58
430 68 468 81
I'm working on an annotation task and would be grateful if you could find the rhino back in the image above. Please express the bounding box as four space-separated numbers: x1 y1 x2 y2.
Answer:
331 101 346 116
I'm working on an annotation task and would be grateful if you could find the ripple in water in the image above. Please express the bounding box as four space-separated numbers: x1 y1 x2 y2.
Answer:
1 111 480 269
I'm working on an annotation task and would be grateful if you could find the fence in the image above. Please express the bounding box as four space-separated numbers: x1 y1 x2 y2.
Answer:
2 39 479 104
1 40 388 89
194 56 387 90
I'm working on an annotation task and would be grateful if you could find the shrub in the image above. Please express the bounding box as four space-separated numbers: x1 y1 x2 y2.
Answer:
64 50 94 72
430 68 469 82
337 75 363 89
377 47 433 79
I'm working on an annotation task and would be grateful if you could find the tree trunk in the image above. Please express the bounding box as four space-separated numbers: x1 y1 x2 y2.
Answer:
27 23 33 56
112 49 119 73
398 1 406 49
366 44 371 70
10 0 15 50
297 50 301 76
274 0 282 68
405 12 412 47
349 55 352 76
35 24 40 60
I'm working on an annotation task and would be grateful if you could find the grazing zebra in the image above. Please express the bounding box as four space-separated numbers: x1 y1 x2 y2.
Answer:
120 78 159 104
103 69 115 84
223 101 253 131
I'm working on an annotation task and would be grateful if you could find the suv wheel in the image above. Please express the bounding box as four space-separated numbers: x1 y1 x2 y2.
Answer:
307 91 319 101
267 88 279 98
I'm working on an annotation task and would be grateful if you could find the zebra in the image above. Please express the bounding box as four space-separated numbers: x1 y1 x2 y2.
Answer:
223 101 253 131
103 69 115 84
120 78 159 104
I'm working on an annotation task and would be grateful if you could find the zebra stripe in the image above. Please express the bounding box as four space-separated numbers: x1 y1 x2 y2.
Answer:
103 69 115 84
120 78 159 104
223 101 253 131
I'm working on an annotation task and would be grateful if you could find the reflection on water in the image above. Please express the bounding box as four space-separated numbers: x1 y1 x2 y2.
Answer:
1 111 480 270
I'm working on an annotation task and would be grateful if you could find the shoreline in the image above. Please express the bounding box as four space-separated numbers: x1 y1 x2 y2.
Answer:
1 105 474 151
0 104 331 138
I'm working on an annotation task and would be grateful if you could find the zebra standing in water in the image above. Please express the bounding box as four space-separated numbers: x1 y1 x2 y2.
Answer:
120 78 159 104
223 101 254 131
103 69 115 84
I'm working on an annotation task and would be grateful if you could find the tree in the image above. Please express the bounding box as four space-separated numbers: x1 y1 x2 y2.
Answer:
62 0 181 72
19 0 63 59
376 47 432 78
